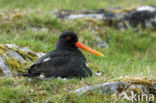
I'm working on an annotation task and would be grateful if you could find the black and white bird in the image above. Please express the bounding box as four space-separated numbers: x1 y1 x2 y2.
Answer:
19 31 104 78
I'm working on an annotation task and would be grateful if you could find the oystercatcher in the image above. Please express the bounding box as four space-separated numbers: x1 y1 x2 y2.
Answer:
19 31 104 78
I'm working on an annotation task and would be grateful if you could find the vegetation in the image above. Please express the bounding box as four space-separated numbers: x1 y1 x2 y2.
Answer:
0 0 156 102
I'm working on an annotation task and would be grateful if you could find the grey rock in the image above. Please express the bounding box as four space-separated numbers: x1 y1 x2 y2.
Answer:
0 56 12 77
5 44 19 48
57 6 156 29
68 14 104 20
7 50 25 63
72 78 156 101
20 47 34 53
0 44 45 77
20 47 46 57
97 42 109 48
72 81 129 95
36 53 46 58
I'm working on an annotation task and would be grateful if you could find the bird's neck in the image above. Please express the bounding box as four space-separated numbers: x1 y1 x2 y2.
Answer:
56 40 86 61
56 44 86 61
56 43 70 49
56 39 75 49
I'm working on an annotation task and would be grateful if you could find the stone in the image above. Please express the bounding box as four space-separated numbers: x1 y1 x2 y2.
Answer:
0 44 45 77
0 56 12 77
72 77 156 102
56 6 156 29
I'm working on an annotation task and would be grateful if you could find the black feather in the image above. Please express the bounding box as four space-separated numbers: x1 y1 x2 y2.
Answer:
19 31 92 78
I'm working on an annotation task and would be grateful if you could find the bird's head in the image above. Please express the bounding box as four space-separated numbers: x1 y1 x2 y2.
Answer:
57 31 104 57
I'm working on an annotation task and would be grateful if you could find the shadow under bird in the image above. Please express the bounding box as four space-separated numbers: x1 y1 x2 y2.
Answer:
19 31 104 78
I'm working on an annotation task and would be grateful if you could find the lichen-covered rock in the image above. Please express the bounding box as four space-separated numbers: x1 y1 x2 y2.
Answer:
56 6 156 29
72 77 156 102
0 44 45 77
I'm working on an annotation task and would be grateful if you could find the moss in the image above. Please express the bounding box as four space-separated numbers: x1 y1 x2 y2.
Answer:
119 77 156 85
11 47 38 61
0 44 9 54
0 44 38 74
110 7 136 13
0 68 4 76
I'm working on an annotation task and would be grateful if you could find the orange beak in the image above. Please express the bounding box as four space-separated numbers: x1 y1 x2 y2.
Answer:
76 41 104 57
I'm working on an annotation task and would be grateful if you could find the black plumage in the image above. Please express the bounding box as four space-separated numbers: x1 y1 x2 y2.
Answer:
19 31 92 78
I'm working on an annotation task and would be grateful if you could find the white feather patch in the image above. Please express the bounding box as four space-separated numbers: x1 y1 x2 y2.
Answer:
86 62 88 67
43 58 51 62
39 74 45 79
57 77 67 81
95 72 101 76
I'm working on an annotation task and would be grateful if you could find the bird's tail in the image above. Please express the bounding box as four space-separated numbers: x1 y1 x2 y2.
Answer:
17 72 29 77
17 69 28 76
17 71 40 77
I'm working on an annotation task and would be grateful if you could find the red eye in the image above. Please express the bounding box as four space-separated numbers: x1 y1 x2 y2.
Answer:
66 36 71 40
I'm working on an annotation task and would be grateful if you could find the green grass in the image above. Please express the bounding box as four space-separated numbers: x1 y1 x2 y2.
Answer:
0 0 156 10
0 0 156 103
